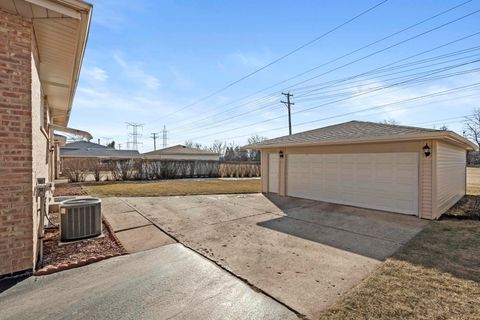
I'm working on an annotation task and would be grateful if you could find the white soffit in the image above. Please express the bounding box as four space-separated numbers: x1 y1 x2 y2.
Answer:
0 0 92 126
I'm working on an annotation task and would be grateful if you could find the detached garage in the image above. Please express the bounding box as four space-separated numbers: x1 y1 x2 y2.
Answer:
245 121 476 220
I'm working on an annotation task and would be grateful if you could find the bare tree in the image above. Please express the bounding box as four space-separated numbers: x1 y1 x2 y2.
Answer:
247 134 268 145
464 108 480 147
438 124 449 131
184 140 204 150
209 140 226 156
379 119 400 125
247 135 268 161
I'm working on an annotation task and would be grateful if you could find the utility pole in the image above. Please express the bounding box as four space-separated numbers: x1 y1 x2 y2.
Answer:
126 122 143 150
151 132 159 151
281 92 294 135
161 125 168 148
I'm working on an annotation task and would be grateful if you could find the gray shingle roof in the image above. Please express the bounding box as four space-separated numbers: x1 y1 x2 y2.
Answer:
143 145 220 156
61 141 140 158
244 120 472 149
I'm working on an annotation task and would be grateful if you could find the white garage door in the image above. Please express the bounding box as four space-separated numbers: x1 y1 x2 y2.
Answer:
268 153 280 193
287 153 419 215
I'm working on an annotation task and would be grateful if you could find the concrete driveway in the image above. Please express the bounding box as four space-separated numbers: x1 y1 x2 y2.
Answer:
0 244 296 320
121 193 429 319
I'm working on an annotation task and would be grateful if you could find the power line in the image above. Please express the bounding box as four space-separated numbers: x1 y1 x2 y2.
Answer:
188 61 480 141
281 92 295 135
173 25 480 137
166 1 473 131
192 83 480 145
150 132 159 151
183 58 480 140
145 0 390 124
174 46 480 135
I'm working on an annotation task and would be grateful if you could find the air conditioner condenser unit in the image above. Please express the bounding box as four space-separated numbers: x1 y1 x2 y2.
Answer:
60 198 102 242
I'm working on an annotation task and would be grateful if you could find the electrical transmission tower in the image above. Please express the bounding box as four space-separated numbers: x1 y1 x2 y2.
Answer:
126 122 143 150
281 92 294 135
161 125 168 148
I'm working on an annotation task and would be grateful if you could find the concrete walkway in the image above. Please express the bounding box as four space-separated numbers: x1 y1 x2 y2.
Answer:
0 244 297 320
102 197 176 253
120 193 428 319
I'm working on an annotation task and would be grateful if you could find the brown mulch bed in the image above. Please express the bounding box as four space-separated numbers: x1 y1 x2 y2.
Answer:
53 183 87 197
42 211 126 268
443 195 480 220
41 183 126 272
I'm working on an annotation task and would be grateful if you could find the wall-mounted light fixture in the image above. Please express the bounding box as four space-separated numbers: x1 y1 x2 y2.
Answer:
423 143 431 157
279 150 284 158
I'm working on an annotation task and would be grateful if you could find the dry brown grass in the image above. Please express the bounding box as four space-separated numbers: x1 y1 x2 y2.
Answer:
82 179 261 197
319 220 480 320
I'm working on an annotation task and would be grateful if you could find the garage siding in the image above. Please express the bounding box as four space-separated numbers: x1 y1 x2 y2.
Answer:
268 153 279 193
420 142 433 220
435 141 466 217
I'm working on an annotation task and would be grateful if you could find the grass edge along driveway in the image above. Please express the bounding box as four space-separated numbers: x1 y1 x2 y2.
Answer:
319 219 480 320
82 179 261 197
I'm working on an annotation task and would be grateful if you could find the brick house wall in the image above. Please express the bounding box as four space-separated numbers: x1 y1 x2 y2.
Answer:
0 9 51 277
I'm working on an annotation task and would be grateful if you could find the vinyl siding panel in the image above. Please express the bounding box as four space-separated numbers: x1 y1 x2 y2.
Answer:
435 142 466 218
268 153 279 193
420 144 433 220
467 167 480 195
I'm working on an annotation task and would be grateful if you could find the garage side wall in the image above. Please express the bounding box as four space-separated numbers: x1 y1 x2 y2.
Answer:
261 151 268 192
434 141 466 218
420 140 433 219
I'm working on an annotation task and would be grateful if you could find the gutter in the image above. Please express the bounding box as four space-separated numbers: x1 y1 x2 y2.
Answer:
50 124 93 140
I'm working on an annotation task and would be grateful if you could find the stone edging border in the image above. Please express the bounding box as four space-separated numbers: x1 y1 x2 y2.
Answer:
34 218 128 276
34 252 122 276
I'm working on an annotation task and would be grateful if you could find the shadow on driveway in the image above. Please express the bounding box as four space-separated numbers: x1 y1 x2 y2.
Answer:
258 193 429 261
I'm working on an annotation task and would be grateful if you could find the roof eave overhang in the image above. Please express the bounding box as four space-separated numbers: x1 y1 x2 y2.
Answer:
60 0 92 126
25 0 93 127
244 132 477 151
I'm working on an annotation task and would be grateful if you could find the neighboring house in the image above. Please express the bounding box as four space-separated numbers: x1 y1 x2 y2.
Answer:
0 0 92 277
245 120 476 220
60 141 140 161
143 145 221 161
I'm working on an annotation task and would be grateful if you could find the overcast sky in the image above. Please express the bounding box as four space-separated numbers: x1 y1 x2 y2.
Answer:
68 0 480 152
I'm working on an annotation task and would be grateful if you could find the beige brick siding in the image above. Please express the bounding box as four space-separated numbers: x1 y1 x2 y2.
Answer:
31 39 51 271
0 9 35 276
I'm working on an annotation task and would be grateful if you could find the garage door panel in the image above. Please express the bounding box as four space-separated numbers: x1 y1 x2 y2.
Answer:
287 153 418 215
